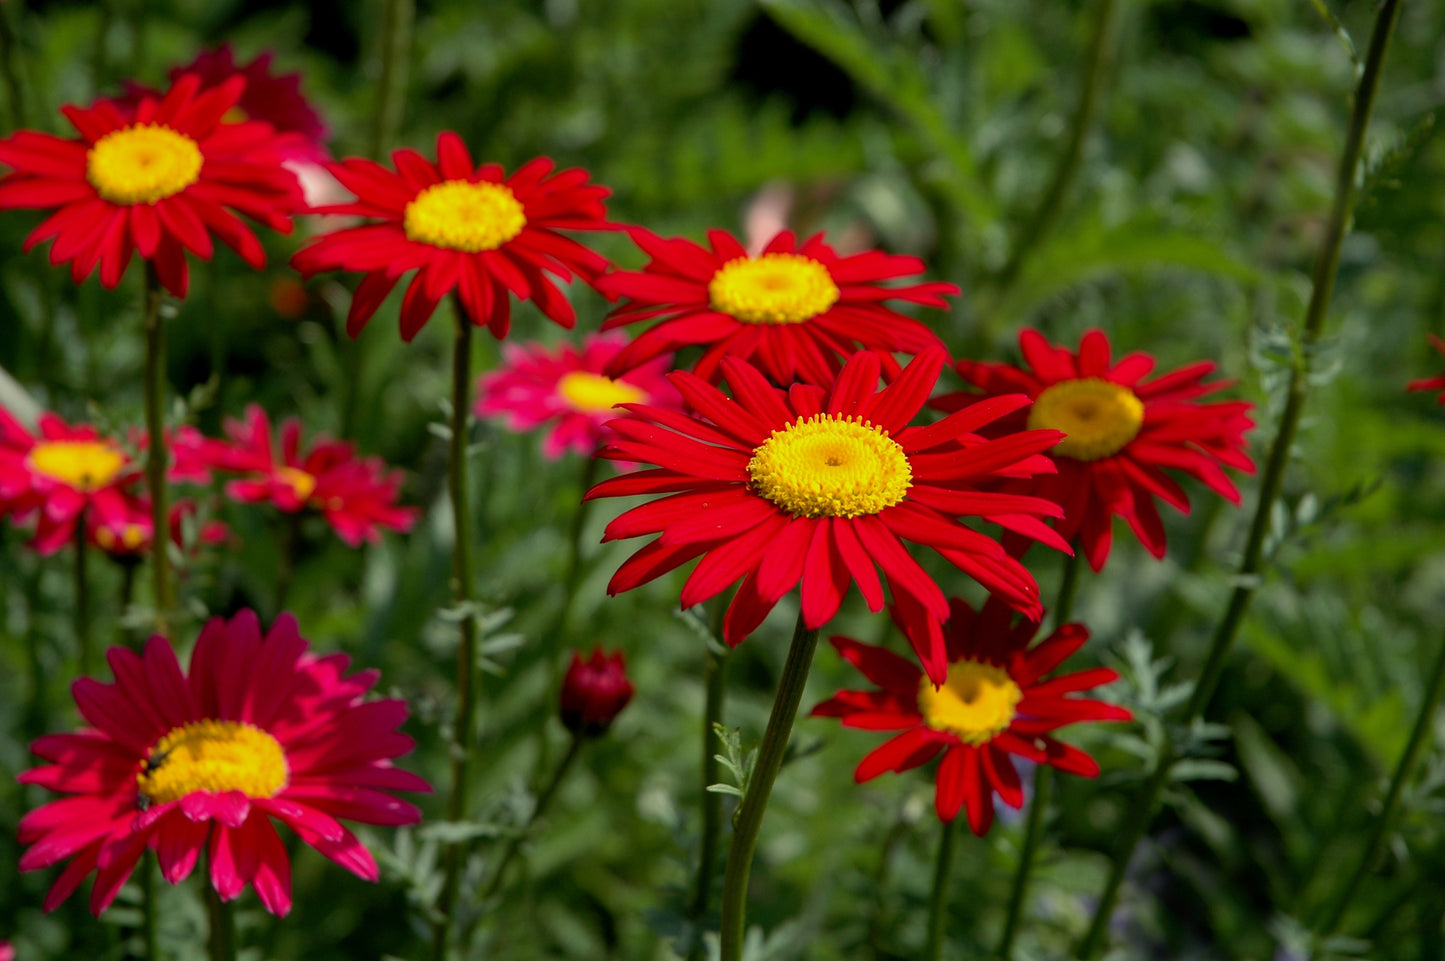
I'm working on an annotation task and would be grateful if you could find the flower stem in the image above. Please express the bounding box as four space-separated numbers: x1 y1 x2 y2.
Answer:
205 883 236 961
687 617 731 960
142 262 172 633
480 735 583 904
718 613 821 961
1311 626 1445 949
925 816 960 961
141 851 157 961
991 0 1119 306
553 456 599 643
73 511 91 676
368 0 413 161
996 548 1082 959
0 0 29 132
1075 3 1402 955
431 307 479 961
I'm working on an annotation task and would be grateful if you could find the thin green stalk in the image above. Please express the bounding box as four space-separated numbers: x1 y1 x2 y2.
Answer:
1076 2 1403 955
687 624 731 961
73 512 91 676
553 456 600 643
718 613 821 961
0 0 28 132
1311 627 1445 948
142 262 172 633
431 307 479 961
141 851 157 961
924 817 960 961
992 0 1119 305
996 548 1083 960
479 735 583 904
205 882 237 961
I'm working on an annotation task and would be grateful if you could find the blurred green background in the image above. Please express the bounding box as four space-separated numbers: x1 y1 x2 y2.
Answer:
1 0 1445 959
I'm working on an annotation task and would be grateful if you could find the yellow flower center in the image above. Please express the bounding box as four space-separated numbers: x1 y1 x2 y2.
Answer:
1026 378 1145 462
27 440 126 492
918 659 1023 745
136 720 288 805
708 254 840 325
403 180 526 253
96 523 147 553
747 414 911 518
86 124 204 205
557 371 647 413
275 466 317 503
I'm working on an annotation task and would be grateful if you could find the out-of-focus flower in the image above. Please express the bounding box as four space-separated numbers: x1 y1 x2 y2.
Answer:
559 648 635 737
0 75 301 297
88 495 229 560
0 940 13 961
176 405 416 547
943 328 1255 571
18 610 429 916
291 132 613 341
812 596 1130 835
586 349 1066 682
0 408 134 554
476 332 679 459
114 45 330 163
1407 333 1445 403
597 228 956 385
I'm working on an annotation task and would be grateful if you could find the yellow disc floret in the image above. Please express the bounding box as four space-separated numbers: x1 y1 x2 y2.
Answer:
747 414 911 518
87 124 204 205
557 371 647 413
275 466 318 503
27 440 126 492
403 180 526 252
708 254 840 325
137 720 288 805
918 659 1023 745
1027 378 1145 462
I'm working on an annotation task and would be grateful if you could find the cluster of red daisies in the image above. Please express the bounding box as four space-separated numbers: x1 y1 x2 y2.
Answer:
1 41 1440 927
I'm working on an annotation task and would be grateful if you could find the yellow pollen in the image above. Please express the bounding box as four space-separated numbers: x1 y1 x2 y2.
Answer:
86 124 204 205
1027 378 1145 462
27 440 126 492
557 371 647 413
275 466 317 503
403 180 526 252
95 524 147 552
747 414 911 518
708 254 840 325
918 659 1023 745
136 720 288 805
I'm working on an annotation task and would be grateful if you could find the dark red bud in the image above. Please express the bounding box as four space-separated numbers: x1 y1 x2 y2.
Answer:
559 647 634 737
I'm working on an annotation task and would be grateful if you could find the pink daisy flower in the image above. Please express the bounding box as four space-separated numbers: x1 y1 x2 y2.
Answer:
18 610 430 916
475 332 680 459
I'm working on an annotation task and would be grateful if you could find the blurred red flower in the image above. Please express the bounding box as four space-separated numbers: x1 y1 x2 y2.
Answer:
1407 333 1445 403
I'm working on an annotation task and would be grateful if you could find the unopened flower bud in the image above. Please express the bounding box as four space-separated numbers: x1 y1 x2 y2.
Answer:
559 648 634 737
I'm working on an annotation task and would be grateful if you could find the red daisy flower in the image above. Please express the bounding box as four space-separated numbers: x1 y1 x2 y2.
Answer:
115 45 330 163
1407 334 1445 403
585 348 1068 683
942 328 1255 571
0 74 302 297
177 405 417 546
87 494 229 560
475 331 680 459
290 132 612 341
811 596 1131 835
0 407 136 554
596 228 958 385
18 610 429 916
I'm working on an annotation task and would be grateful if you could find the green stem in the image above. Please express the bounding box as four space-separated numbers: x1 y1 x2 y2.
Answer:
718 613 821 961
0 0 28 132
995 548 1082 960
141 851 157 961
431 307 479 961
553 457 600 643
143 262 172 633
73 511 91 676
992 0 1119 305
205 883 237 961
368 0 414 160
1311 627 1445 948
687 623 731 960
479 735 583 905
1076 3 1402 955
924 816 960 961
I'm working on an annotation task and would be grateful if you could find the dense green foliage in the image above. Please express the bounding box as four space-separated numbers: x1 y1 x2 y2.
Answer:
2 0 1445 959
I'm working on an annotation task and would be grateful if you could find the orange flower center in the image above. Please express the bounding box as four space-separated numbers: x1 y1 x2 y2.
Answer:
403 180 526 252
86 124 204 205
276 466 317 503
748 414 911 518
1027 378 1144 462
96 523 147 553
557 372 646 413
137 720 288 805
708 254 839 325
27 440 126 492
917 659 1022 745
